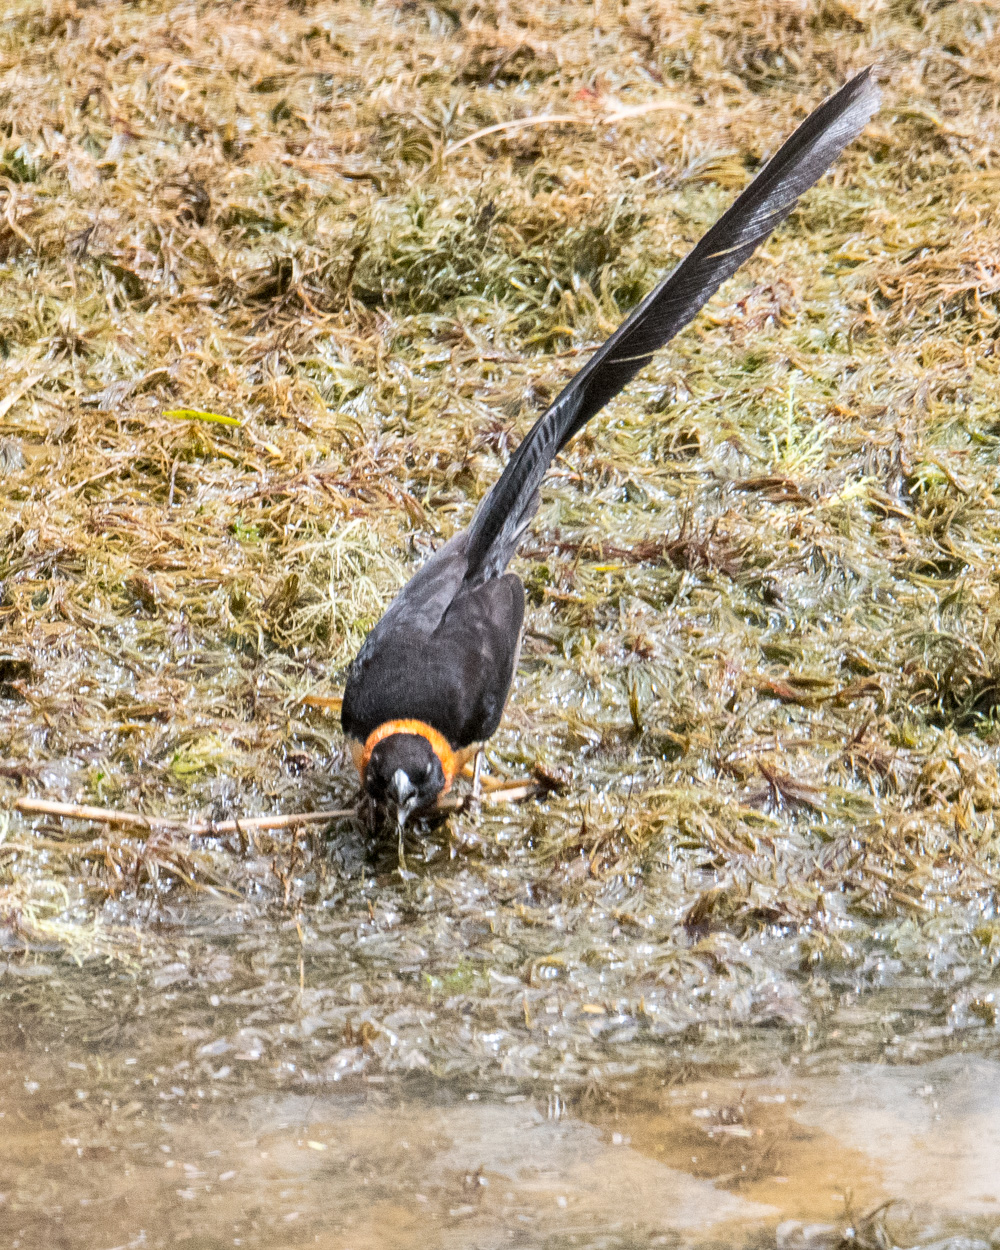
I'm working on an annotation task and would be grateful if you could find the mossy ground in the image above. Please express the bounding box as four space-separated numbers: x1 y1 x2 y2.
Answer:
2 0 1000 1087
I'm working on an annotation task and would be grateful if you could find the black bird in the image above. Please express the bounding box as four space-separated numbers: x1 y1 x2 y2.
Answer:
342 69 880 835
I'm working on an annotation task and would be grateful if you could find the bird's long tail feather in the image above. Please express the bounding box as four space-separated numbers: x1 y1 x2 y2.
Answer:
462 67 879 582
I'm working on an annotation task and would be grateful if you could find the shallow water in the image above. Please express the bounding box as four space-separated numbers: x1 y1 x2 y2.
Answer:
3 885 1000 1250
5 987 1000 1250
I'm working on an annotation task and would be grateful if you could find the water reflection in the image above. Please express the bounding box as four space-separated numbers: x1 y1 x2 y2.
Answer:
3 1053 1000 1249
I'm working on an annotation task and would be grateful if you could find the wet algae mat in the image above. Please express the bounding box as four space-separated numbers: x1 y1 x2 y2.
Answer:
3 0 1000 1245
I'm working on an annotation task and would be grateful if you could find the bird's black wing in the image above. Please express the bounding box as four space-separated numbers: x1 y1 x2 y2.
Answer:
351 531 473 663
342 559 524 746
462 67 880 583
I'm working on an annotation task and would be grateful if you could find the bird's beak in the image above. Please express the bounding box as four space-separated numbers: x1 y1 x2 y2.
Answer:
389 769 419 823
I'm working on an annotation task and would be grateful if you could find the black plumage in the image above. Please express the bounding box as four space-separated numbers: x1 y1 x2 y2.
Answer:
342 68 880 816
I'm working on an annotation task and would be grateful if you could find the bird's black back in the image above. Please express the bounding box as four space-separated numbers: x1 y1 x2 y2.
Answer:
341 556 524 747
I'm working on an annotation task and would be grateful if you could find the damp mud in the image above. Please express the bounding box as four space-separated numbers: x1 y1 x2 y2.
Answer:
5 909 1000 1246
5 984 1000 1250
4 0 1000 1244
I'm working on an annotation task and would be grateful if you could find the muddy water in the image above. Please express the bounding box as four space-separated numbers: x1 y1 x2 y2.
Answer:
4 1013 1000 1250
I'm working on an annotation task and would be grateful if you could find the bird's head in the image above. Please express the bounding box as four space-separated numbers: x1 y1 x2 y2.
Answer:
364 732 446 826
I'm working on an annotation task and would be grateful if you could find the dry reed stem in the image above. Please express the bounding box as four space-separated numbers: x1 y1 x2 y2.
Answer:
13 797 353 835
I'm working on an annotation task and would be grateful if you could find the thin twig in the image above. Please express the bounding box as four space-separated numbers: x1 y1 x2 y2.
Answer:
442 99 686 159
13 797 354 835
0 370 46 420
437 782 544 812
442 113 578 158
487 782 545 804
301 693 343 710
